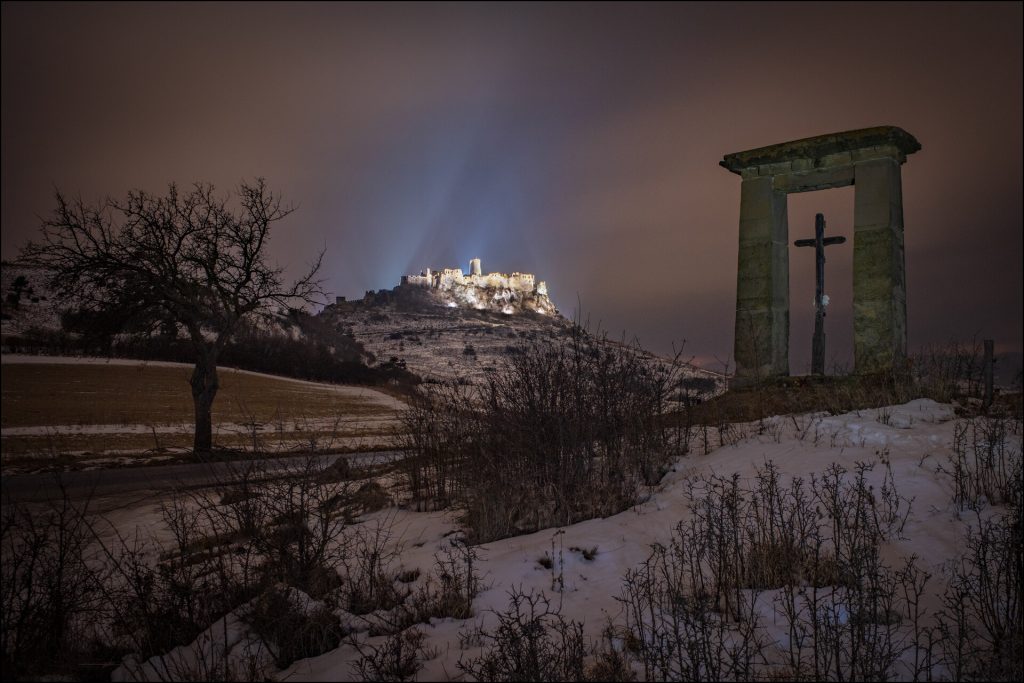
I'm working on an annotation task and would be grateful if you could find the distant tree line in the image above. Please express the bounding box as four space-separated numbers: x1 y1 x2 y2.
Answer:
3 308 420 390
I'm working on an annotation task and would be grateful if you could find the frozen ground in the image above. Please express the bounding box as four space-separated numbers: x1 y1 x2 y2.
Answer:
106 398 1020 681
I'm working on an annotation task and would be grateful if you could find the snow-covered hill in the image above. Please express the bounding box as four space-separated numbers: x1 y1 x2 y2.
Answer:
321 284 722 392
107 398 1022 681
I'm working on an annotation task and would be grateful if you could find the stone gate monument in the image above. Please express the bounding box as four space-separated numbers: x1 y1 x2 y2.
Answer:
721 126 921 383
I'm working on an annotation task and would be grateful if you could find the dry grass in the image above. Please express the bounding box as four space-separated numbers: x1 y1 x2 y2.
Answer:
1 363 396 428
1 362 404 462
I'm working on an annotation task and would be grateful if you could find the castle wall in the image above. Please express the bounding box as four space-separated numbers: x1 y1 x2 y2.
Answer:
509 273 535 291
405 274 432 287
437 268 464 289
399 261 550 312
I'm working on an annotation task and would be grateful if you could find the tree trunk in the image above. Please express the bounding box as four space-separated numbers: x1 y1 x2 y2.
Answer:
190 353 219 455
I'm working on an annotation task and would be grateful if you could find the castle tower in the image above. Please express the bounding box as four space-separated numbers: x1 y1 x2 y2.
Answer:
469 258 482 276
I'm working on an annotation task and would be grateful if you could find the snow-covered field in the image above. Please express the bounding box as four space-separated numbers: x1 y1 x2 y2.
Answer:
106 398 1021 681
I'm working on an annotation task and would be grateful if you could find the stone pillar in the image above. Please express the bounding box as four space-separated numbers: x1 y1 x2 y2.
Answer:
734 176 789 382
853 157 907 373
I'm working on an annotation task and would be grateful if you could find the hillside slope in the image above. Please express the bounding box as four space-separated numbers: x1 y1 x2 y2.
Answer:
321 284 722 390
106 398 1022 681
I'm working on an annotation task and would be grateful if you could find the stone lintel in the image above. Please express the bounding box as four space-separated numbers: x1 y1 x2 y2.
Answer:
773 165 856 194
722 126 921 176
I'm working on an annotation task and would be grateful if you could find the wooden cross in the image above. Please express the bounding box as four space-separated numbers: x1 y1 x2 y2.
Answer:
794 213 846 375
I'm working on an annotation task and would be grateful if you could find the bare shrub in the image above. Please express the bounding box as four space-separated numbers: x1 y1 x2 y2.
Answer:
399 321 691 542
617 458 933 682
427 537 482 619
586 625 638 681
341 514 406 616
912 338 985 403
1 482 104 679
91 496 256 668
619 532 765 682
3 457 405 680
458 587 589 682
942 414 1022 510
244 585 344 668
247 457 353 596
396 381 475 508
352 627 429 682
936 501 1023 681
90 456 357 677
390 538 483 631
932 413 1022 679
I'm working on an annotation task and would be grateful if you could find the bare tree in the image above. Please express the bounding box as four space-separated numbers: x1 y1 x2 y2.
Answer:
21 179 324 454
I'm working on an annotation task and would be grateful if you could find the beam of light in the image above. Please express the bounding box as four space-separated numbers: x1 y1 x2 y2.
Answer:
347 91 547 287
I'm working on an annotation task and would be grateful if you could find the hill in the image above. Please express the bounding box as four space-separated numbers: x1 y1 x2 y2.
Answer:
1 260 724 394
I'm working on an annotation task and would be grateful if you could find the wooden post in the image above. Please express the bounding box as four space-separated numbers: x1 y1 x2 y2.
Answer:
983 339 994 410
795 213 846 376
811 214 826 376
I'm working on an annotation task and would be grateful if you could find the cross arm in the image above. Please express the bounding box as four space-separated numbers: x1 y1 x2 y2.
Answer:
794 236 847 247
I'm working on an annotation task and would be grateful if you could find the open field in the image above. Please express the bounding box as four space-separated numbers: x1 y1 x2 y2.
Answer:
0 356 406 468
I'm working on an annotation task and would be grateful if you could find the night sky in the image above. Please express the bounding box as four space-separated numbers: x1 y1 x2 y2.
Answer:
2 2 1021 370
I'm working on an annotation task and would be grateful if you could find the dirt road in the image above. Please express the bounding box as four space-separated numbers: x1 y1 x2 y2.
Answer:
0 450 404 504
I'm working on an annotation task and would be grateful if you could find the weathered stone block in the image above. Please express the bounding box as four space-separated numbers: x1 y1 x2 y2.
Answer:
738 221 774 245
774 165 855 194
854 299 903 372
739 177 775 220
821 150 853 167
734 307 788 379
737 244 773 283
854 158 902 230
854 230 896 280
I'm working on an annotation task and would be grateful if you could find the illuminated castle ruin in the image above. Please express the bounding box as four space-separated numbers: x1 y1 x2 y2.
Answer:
401 259 554 315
